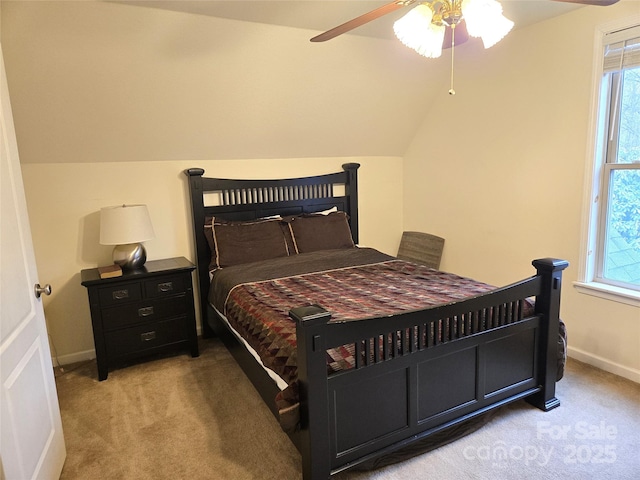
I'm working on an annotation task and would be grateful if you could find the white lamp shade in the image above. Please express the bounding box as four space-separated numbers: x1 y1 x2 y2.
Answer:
100 204 155 246
462 0 513 49
478 14 514 49
394 5 445 59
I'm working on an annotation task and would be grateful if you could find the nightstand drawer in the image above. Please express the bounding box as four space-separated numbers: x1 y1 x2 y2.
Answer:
144 274 187 298
101 295 188 330
98 283 142 306
104 317 188 359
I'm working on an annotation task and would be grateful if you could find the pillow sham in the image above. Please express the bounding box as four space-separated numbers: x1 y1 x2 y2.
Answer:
204 217 289 270
315 206 338 215
286 211 355 254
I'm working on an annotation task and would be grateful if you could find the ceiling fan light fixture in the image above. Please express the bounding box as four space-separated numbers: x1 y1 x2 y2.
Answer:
311 0 619 93
393 4 446 58
461 0 514 48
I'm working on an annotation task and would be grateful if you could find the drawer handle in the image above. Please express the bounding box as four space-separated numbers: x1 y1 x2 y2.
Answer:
140 331 156 342
112 289 129 300
158 282 174 293
138 306 154 317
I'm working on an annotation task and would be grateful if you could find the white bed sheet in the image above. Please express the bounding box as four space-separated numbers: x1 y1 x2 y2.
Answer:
213 305 289 391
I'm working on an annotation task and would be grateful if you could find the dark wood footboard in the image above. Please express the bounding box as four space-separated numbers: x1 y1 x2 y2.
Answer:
291 258 568 479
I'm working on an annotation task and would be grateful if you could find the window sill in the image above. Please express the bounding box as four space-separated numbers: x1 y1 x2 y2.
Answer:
573 281 640 308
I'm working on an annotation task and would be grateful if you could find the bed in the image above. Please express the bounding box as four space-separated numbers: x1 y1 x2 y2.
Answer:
184 163 568 479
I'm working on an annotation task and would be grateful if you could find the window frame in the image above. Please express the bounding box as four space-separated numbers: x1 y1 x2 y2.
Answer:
576 16 640 307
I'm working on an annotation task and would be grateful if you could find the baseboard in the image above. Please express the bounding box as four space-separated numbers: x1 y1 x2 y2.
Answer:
568 346 640 384
53 349 96 367
56 342 637 383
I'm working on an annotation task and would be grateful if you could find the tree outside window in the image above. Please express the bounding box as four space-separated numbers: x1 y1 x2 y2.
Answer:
597 37 640 291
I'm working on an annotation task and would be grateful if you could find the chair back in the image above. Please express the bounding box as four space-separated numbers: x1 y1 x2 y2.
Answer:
397 231 445 269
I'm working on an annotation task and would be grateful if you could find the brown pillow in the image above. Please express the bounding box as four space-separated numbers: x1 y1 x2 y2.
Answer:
205 217 289 270
287 211 355 253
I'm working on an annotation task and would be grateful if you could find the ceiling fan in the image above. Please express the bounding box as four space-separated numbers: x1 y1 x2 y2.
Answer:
311 0 619 45
310 0 619 94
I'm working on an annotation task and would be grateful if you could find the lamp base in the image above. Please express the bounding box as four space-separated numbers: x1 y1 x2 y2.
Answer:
113 243 147 270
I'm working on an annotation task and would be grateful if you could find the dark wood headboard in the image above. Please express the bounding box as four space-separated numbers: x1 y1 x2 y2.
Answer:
184 163 360 336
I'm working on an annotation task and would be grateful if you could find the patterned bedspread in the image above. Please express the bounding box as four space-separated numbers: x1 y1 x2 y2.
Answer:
208 247 514 431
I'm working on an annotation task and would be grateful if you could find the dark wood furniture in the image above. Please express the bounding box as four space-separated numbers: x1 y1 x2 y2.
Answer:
184 164 568 480
81 257 199 380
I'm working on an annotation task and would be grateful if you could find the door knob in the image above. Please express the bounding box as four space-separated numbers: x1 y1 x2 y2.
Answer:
34 283 52 299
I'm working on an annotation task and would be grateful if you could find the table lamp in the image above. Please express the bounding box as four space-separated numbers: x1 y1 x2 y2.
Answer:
100 204 155 270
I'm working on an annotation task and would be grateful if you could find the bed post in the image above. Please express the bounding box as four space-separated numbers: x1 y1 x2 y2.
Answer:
342 163 359 245
527 258 569 412
290 305 333 480
184 168 215 338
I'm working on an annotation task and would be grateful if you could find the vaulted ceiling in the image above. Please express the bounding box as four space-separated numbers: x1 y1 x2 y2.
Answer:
2 1 586 164
116 1 583 40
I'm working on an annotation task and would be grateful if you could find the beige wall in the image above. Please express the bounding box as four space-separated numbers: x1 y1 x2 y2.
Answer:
1 0 438 164
3 0 640 382
1 1 415 364
403 2 640 382
21 157 402 363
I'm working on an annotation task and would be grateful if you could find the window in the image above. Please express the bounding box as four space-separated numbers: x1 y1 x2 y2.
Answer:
578 22 640 303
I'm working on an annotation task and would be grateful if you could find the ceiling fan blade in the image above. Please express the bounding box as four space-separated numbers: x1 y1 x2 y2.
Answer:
311 0 619 44
310 0 416 42
552 0 619 5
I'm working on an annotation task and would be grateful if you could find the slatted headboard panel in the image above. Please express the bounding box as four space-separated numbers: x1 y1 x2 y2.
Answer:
184 163 360 336
217 182 336 206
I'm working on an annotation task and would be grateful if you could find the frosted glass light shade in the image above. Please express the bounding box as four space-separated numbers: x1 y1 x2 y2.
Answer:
100 204 155 245
393 5 446 59
462 0 513 49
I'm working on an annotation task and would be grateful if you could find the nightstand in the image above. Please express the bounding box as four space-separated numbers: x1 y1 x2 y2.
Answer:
81 257 199 380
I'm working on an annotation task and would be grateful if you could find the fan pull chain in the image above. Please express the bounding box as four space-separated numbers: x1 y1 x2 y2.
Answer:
449 24 456 96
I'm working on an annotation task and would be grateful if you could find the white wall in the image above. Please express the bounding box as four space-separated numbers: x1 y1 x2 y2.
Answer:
21 157 402 364
403 2 640 382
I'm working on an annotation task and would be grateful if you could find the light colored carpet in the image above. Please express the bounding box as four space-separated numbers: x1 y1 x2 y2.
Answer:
55 338 640 479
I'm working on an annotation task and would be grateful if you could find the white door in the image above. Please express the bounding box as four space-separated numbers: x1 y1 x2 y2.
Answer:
0 46 66 479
